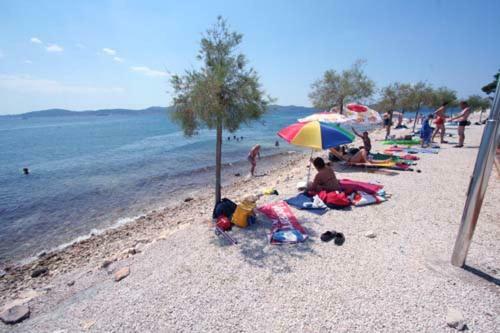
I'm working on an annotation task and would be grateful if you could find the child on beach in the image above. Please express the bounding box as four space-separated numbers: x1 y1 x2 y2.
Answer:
420 115 434 148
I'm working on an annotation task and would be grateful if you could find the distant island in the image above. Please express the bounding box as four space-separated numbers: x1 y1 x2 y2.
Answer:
1 105 316 118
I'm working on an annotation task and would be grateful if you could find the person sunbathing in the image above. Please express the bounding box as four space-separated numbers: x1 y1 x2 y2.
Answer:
329 147 369 164
307 157 341 193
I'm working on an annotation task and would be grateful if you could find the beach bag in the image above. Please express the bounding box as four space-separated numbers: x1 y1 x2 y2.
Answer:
216 215 232 231
318 191 351 209
231 201 255 228
212 198 237 219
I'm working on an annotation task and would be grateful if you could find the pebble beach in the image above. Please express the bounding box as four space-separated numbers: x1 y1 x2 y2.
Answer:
0 116 499 332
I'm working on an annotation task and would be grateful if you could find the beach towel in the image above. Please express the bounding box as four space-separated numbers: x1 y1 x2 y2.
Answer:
285 193 328 215
405 148 439 154
318 191 351 209
339 179 383 195
258 201 308 244
382 139 421 145
349 191 387 207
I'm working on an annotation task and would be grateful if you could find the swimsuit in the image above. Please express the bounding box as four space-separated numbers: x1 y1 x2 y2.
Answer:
434 116 445 126
458 120 469 127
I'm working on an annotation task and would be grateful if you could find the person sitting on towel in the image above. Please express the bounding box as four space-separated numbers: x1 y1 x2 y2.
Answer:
307 157 341 193
329 147 368 164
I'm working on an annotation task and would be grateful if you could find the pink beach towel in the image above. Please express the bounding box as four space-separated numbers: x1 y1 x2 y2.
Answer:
258 201 308 244
339 179 384 195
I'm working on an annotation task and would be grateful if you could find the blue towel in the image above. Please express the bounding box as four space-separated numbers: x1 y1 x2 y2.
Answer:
285 193 327 215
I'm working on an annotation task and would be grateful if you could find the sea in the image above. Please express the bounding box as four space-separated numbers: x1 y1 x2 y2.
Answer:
0 106 316 265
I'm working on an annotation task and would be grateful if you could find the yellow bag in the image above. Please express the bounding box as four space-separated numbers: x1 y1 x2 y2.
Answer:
232 202 255 228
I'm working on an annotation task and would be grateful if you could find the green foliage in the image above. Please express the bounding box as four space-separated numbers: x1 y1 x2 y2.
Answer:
377 82 412 112
309 60 375 111
481 70 499 95
400 82 435 111
466 94 491 110
431 86 457 108
170 16 270 137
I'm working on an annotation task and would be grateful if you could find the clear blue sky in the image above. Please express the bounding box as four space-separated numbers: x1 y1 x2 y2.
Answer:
0 0 498 114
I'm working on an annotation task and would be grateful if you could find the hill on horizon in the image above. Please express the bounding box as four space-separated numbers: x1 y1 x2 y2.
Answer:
1 105 316 118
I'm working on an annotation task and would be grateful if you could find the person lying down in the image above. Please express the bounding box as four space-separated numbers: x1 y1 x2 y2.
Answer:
329 147 369 164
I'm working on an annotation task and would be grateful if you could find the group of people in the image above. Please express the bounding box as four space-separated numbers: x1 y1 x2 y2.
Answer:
247 100 472 179
383 101 471 148
420 100 471 148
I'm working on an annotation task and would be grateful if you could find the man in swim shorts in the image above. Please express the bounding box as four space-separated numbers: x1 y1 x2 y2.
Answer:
448 101 471 148
248 144 261 176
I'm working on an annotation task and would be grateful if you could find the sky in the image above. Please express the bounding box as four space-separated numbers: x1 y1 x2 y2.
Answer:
0 0 499 115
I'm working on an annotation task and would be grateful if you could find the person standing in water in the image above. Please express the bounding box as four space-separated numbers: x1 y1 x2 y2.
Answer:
248 144 261 176
448 101 471 148
431 102 449 144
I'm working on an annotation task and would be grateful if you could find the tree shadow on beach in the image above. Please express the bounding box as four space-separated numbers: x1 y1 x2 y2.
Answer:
229 212 320 274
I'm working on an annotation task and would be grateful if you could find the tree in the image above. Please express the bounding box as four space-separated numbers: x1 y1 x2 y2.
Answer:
481 70 499 95
431 87 457 108
399 82 435 132
309 60 375 114
170 17 270 204
466 95 491 111
377 82 412 112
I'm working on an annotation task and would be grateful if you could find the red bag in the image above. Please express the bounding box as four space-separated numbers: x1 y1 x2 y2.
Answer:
318 191 351 208
216 215 232 231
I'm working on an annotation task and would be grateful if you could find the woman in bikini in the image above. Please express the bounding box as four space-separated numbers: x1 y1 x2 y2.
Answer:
431 102 449 144
329 146 369 164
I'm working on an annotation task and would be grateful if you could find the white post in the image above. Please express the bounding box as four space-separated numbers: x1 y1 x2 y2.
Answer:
451 86 500 267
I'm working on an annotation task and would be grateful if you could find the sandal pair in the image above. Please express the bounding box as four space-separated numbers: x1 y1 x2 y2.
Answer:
320 231 345 245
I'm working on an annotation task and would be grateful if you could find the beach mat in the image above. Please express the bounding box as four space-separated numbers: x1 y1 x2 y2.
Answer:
339 179 383 195
258 201 308 244
382 139 421 145
285 193 327 215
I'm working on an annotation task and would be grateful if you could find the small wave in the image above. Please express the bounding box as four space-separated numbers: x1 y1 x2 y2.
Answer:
15 213 143 266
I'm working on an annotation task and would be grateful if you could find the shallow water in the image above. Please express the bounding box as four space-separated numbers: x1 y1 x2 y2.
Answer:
0 107 316 263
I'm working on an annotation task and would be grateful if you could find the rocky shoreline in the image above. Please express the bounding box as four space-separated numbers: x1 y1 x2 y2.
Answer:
0 151 308 306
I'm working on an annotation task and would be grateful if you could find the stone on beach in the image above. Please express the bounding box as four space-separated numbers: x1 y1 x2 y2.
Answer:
446 308 467 331
114 267 130 282
0 304 30 324
30 267 48 278
365 231 376 238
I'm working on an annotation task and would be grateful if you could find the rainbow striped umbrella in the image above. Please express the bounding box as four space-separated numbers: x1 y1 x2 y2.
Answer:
277 121 354 150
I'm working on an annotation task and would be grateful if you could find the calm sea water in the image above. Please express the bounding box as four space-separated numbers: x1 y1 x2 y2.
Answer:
0 107 314 264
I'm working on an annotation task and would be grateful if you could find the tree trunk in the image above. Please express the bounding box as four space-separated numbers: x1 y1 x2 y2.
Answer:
215 120 222 206
412 103 421 133
339 98 344 114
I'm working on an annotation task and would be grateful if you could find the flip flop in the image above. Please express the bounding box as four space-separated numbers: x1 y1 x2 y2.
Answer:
334 232 345 246
320 231 337 242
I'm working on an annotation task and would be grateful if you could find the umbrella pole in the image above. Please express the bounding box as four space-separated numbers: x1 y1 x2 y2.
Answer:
306 149 313 184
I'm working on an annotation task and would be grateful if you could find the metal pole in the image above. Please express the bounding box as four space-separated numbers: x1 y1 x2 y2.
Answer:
451 87 500 267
